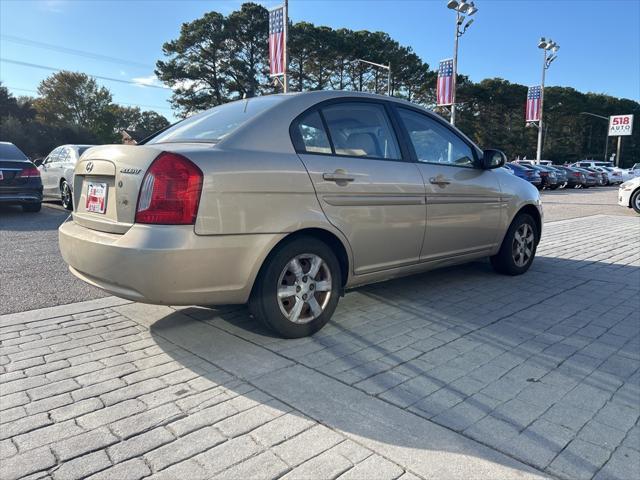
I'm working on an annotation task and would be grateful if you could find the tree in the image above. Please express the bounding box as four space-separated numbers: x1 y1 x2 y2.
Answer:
156 11 228 115
34 71 113 138
110 105 170 140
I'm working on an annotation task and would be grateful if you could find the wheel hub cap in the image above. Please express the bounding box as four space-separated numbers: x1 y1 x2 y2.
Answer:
512 223 535 268
277 254 332 324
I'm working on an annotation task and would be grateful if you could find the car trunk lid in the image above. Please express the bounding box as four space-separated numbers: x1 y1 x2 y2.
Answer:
72 145 163 234
0 160 32 187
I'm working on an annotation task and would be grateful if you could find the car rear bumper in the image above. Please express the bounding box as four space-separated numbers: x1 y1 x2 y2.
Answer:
0 187 43 204
59 219 286 305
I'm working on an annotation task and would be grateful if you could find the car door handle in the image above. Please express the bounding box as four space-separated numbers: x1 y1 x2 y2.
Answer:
429 177 451 186
323 172 355 182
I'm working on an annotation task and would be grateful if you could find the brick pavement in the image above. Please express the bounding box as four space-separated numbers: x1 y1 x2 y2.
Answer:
1 214 638 480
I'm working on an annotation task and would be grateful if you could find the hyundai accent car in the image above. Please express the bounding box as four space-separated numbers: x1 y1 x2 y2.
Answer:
59 91 543 338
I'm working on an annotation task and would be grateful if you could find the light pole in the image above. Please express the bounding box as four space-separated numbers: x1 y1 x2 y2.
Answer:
535 37 559 163
580 112 610 161
446 0 478 126
351 59 392 96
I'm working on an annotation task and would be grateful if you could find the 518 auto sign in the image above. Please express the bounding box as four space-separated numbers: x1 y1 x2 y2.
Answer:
608 114 634 136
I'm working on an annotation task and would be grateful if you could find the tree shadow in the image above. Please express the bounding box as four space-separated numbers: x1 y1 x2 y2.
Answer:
149 256 639 478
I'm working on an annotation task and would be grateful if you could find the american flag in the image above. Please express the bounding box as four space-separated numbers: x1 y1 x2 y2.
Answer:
269 6 286 76
436 59 454 106
526 86 542 122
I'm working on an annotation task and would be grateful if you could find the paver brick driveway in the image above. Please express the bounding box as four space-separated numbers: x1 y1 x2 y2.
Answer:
1 214 639 480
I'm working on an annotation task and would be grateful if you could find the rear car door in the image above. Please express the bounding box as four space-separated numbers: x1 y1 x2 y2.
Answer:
393 107 502 261
292 100 426 275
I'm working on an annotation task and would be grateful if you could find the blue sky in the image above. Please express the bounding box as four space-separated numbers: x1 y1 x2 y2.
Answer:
1 0 638 122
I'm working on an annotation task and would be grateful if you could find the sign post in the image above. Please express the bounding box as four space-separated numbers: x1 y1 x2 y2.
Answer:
608 114 634 167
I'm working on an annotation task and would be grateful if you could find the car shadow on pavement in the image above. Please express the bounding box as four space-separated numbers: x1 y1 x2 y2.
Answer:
0 203 69 232
149 256 640 478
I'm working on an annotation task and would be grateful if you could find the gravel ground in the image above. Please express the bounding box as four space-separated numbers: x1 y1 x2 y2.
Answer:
0 187 636 315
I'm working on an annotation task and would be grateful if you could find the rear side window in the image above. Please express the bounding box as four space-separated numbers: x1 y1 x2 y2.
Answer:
321 103 401 160
0 143 28 160
294 111 332 154
148 96 284 144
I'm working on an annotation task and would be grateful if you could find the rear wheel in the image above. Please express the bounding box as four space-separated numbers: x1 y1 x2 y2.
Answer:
22 203 41 213
491 213 538 275
60 180 73 210
250 237 341 338
632 189 640 214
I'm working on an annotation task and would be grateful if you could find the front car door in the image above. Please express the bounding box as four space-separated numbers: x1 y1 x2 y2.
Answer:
292 100 426 275
393 107 503 261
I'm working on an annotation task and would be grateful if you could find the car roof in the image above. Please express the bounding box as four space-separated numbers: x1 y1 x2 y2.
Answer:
217 91 482 155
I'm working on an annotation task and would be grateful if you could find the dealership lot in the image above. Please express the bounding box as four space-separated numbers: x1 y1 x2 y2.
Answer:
1 188 639 480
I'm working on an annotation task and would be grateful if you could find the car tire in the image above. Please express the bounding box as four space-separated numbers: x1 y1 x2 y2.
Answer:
22 202 42 213
631 189 640 214
60 180 73 210
490 213 538 276
250 236 342 338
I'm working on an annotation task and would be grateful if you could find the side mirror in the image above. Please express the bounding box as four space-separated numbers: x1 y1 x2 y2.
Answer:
482 149 507 169
33 157 44 167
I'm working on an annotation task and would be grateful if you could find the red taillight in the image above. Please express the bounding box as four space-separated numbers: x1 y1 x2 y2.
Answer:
572 172 581 177
135 152 203 225
17 166 40 178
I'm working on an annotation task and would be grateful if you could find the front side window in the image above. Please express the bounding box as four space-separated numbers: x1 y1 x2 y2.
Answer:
397 108 475 168
294 110 331 154
321 102 401 160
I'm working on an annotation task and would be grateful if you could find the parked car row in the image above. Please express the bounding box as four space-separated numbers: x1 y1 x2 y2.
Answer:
506 159 638 190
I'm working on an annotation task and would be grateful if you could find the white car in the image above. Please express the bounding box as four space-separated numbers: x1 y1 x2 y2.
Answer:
38 145 95 210
618 177 640 214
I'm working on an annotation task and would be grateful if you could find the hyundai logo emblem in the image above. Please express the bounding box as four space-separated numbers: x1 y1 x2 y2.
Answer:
85 162 94 173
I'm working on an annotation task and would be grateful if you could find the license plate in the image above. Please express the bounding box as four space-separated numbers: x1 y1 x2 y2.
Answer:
86 182 107 214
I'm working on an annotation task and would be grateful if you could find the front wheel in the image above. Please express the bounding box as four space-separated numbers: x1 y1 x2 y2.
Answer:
491 213 539 275
632 189 640 214
60 180 73 210
250 236 342 338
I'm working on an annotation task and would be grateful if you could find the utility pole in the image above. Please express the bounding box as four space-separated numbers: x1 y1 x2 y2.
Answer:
283 0 289 93
451 9 460 125
351 59 392 96
579 112 609 161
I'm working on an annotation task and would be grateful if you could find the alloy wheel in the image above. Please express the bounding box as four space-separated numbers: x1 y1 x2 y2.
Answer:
512 223 535 268
277 253 332 324
61 182 72 209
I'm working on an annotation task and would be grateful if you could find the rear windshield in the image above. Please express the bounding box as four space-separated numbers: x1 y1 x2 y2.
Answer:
0 143 28 160
78 146 93 156
148 96 285 144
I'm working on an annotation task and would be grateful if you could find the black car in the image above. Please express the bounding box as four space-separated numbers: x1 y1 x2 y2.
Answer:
557 166 586 188
0 142 43 212
528 165 559 189
572 167 598 188
545 165 568 188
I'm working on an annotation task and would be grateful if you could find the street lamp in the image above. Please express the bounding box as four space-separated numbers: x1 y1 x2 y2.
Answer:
446 0 478 126
535 36 560 163
580 111 610 162
351 58 392 96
